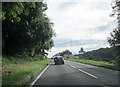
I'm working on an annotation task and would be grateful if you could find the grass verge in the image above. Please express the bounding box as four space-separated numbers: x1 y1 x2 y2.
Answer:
65 58 118 71
2 58 51 86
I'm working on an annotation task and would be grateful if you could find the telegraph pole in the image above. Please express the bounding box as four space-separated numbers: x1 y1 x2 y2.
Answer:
71 41 72 53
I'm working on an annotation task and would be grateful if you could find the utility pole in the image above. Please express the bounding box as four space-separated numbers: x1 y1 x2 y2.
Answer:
71 41 72 53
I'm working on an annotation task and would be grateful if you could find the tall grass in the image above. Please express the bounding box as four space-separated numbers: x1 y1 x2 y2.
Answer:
2 58 51 86
66 58 118 70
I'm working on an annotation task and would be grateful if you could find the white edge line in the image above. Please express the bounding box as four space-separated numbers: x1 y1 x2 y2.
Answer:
78 69 98 79
29 62 52 87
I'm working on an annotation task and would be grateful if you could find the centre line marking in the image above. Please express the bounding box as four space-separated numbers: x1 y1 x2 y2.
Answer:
69 64 76 68
78 69 98 79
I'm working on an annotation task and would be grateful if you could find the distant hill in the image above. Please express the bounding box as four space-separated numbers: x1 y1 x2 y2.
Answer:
81 47 116 62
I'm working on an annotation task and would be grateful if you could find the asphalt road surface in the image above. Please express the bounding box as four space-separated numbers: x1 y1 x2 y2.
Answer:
33 60 119 87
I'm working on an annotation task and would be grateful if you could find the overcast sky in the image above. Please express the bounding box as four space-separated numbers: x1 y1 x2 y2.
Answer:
45 0 116 57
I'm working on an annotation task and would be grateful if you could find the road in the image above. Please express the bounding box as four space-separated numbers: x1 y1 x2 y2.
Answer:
32 60 119 87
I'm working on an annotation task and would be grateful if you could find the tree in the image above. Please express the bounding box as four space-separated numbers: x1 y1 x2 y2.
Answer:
2 2 55 59
108 1 120 46
108 0 120 69
2 2 36 55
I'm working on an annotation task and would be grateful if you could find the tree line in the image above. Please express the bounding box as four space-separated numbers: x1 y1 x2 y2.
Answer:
53 49 72 57
2 2 55 60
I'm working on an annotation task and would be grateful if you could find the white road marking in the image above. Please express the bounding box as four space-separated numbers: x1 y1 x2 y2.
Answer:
69 64 76 68
29 62 52 87
68 63 98 79
78 69 98 79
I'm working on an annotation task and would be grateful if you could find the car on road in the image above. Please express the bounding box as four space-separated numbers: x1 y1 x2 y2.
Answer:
53 56 64 65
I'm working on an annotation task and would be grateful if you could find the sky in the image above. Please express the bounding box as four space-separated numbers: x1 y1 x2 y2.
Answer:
45 0 116 57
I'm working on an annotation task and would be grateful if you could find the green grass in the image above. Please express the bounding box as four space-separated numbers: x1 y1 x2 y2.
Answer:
2 58 51 86
66 58 118 70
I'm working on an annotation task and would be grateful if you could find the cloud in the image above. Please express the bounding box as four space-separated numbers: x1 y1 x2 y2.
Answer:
45 0 116 57
57 2 79 10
